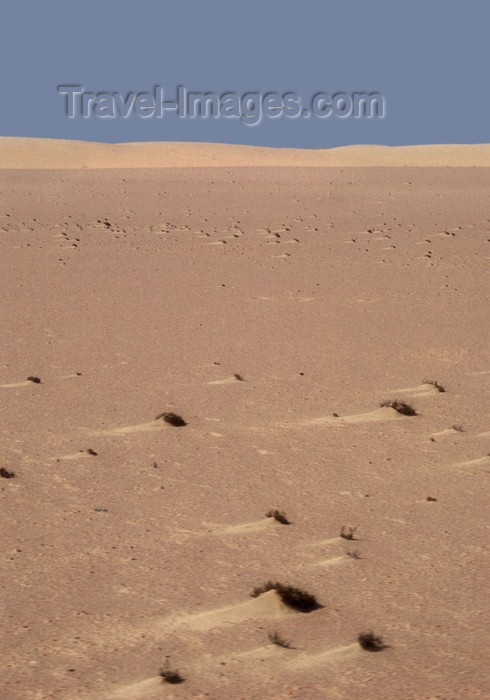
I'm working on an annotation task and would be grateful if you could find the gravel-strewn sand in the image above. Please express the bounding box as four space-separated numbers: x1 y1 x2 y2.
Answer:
1 140 489 699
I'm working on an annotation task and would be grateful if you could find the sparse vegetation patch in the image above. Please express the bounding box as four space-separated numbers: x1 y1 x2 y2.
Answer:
251 581 322 612
340 526 358 541
358 632 386 652
156 412 187 427
346 550 362 559
266 509 290 525
159 660 184 684
423 379 445 393
380 400 417 416
268 630 293 648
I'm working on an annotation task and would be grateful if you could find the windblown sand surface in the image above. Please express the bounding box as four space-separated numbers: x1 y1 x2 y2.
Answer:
1 140 489 699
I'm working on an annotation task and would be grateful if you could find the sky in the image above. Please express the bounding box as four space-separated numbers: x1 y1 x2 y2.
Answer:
1 0 489 148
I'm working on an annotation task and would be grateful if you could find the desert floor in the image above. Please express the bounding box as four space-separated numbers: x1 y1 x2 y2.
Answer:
1 152 489 699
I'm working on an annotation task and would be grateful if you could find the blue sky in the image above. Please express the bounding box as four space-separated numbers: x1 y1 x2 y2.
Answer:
1 0 489 147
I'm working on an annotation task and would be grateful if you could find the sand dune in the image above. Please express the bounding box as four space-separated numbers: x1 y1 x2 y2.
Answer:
291 643 361 669
389 382 442 395
296 405 407 426
0 380 33 388
103 676 163 700
1 136 490 168
166 589 296 632
218 517 278 534
1 142 489 699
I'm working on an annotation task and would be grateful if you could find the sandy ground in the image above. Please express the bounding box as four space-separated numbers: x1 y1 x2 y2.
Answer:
1 141 489 699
